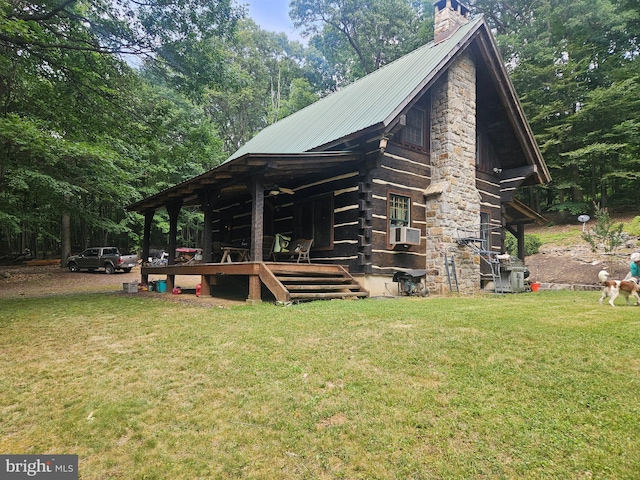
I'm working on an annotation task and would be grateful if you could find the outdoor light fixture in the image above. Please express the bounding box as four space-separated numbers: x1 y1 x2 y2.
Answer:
492 167 502 174
379 137 388 151
267 186 295 197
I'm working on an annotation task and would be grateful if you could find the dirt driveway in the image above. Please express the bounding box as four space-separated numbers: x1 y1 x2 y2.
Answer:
0 264 245 307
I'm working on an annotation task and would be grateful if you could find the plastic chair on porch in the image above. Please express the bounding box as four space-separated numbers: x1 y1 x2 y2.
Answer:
270 233 291 261
292 239 313 263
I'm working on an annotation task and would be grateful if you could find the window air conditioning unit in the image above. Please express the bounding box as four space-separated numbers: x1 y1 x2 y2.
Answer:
390 226 421 246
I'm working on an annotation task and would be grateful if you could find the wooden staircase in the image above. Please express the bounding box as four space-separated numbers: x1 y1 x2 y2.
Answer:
259 263 369 303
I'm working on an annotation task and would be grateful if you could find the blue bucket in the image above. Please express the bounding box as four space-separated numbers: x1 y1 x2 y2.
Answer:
155 280 167 293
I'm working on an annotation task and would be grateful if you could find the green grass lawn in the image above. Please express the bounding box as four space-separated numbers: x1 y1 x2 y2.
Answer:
1 292 639 479
531 214 639 249
529 227 584 247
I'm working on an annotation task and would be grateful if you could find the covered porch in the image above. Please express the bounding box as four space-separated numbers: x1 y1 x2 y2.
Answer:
128 152 365 265
127 151 372 303
142 261 369 304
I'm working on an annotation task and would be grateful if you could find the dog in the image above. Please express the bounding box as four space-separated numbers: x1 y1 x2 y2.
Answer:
598 270 640 307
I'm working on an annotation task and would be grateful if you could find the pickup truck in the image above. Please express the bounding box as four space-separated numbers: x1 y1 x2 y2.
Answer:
67 247 138 274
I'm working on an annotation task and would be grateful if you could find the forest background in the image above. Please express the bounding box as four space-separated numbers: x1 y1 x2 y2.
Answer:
1 0 639 258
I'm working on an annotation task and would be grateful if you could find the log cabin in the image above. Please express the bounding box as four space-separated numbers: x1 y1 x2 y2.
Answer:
127 0 551 302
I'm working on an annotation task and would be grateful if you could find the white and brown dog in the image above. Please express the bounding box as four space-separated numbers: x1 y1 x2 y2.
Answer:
598 270 640 307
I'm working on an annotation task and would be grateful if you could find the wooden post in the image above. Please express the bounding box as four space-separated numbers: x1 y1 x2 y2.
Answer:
357 164 374 274
200 274 211 296
202 190 217 263
506 223 526 261
142 210 154 261
166 201 182 265
249 174 264 262
516 224 525 261
142 210 154 284
248 174 264 303
247 274 262 304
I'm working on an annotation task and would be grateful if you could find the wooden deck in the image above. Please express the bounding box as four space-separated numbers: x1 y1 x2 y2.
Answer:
141 261 369 304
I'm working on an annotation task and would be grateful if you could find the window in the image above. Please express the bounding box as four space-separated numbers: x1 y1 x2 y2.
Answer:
476 131 499 173
401 107 426 147
480 212 491 251
389 194 411 227
294 194 333 249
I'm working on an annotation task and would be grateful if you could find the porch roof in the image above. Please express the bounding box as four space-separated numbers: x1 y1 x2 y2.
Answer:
505 199 548 226
127 152 362 213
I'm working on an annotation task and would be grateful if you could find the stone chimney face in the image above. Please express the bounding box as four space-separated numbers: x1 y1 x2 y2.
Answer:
434 0 470 43
426 49 478 294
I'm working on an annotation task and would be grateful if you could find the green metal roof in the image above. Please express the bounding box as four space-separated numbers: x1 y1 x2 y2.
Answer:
227 17 484 162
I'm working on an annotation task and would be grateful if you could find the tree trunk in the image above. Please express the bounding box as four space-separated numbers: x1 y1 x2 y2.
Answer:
570 165 584 203
61 209 71 267
601 182 608 208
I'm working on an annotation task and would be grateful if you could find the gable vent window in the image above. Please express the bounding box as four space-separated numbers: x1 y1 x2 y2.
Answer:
402 107 425 147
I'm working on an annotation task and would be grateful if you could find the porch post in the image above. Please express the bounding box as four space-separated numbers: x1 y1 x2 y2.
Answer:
506 223 526 261
142 210 154 261
142 210 154 284
517 226 525 261
166 201 182 266
249 174 264 262
202 189 216 262
248 174 264 304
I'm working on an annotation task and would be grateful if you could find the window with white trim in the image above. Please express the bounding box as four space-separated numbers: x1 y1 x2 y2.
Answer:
389 194 411 227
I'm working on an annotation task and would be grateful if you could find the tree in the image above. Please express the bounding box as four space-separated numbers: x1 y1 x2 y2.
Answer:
474 0 640 213
203 19 317 152
277 78 319 120
0 112 138 254
0 0 233 257
129 79 226 195
0 18 141 255
290 0 431 84
0 0 242 92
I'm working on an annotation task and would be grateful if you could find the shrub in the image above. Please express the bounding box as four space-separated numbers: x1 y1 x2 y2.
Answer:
505 232 542 257
582 204 625 253
625 216 640 237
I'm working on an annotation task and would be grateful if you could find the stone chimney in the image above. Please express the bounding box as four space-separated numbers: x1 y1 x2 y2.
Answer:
434 0 470 43
425 3 479 294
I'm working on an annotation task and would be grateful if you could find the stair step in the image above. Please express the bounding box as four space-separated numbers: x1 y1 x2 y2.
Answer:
289 291 369 299
270 269 341 276
260 263 369 302
276 276 353 284
286 284 362 291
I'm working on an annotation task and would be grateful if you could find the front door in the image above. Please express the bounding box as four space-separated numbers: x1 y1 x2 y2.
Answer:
293 193 334 249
